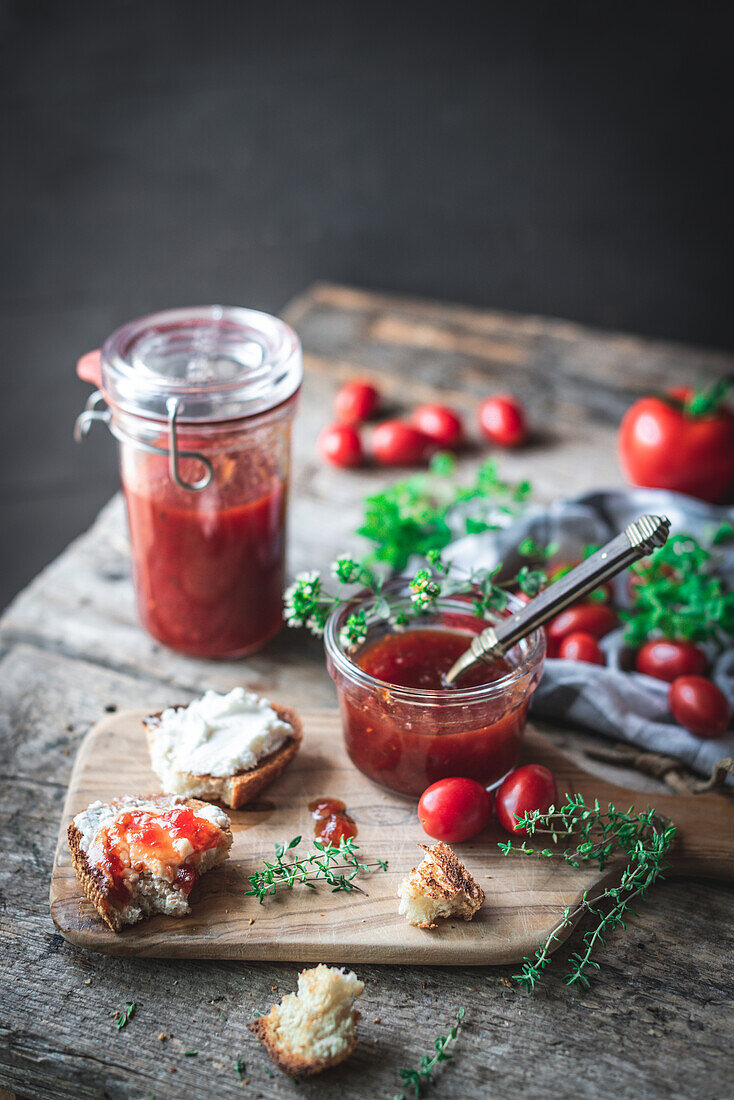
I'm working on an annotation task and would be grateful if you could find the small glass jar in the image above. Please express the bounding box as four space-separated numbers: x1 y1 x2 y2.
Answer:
74 306 301 659
324 590 545 798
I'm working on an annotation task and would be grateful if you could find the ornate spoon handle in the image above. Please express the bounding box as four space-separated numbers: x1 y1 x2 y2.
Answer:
444 514 670 686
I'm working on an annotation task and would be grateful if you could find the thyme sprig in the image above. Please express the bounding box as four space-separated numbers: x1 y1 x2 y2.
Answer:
115 1000 136 1030
500 794 676 989
284 549 546 650
244 835 388 903
394 1008 466 1099
622 532 734 647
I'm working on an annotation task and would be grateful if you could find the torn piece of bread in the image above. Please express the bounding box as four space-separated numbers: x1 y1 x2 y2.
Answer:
248 965 364 1078
398 842 485 929
143 688 302 810
67 794 232 932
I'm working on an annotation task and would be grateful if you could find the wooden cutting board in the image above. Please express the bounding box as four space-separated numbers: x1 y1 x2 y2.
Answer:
50 708 734 964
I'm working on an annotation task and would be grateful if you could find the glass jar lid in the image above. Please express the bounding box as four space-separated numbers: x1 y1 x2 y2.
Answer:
99 305 302 422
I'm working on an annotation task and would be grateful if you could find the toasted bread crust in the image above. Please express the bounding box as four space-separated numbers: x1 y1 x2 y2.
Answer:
143 702 302 809
68 820 120 931
247 1013 360 1078
399 842 485 928
416 842 484 906
67 795 231 933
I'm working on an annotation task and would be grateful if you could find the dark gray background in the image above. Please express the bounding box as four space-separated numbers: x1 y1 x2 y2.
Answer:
2 0 732 610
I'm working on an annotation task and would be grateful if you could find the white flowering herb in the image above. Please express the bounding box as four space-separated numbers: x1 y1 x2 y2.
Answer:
283 548 548 653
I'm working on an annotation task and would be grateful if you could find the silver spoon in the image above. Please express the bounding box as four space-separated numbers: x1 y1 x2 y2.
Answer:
444 513 671 686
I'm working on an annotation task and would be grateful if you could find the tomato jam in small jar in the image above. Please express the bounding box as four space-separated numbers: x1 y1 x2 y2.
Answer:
74 307 301 658
324 590 545 798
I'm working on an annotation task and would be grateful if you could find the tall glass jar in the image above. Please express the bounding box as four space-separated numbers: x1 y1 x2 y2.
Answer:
74 306 301 659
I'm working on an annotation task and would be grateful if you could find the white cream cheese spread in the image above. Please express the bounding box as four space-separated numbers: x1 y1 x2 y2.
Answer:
147 687 293 790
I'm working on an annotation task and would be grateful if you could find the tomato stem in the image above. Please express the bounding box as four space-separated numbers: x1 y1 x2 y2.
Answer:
683 377 732 417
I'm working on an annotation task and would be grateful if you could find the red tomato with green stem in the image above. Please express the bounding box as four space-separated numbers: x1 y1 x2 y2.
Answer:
411 404 464 449
417 777 492 843
372 420 433 466
618 381 734 503
635 640 707 683
478 394 527 448
668 676 731 738
335 380 379 424
318 423 364 468
495 765 559 835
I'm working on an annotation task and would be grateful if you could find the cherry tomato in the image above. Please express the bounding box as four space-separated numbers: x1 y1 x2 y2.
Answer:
334 380 379 424
317 423 364 468
559 632 605 665
418 777 492 843
618 390 734 504
668 676 731 739
547 603 618 644
635 640 707 683
478 394 527 448
495 765 558 835
411 404 464 449
372 420 432 466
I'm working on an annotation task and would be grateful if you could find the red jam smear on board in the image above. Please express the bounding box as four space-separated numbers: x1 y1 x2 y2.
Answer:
98 807 222 904
340 627 529 798
123 441 287 659
308 797 358 845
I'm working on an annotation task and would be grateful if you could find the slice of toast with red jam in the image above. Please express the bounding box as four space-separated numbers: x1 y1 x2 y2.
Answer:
67 793 232 932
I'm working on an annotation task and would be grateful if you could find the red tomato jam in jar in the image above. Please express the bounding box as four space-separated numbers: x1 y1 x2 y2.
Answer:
324 591 545 798
123 434 288 657
74 307 301 658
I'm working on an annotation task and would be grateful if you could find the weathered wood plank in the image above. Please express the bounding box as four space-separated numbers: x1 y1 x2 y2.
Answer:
3 285 734 1099
1 644 733 1099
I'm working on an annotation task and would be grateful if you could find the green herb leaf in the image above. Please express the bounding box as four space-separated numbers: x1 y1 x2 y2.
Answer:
357 458 531 571
115 1001 136 1030
622 532 734 647
502 796 675 989
394 1008 466 1098
712 521 734 546
244 836 388 902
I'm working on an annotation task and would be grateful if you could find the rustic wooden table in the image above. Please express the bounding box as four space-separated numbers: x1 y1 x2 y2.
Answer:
2 284 732 1100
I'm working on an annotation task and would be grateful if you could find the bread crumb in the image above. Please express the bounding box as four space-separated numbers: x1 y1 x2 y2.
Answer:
248 965 363 1078
249 917 255 925
84 978 92 985
397 842 485 929
158 1032 167 1041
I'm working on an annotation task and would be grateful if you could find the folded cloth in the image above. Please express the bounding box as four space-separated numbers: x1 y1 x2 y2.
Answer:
443 488 734 784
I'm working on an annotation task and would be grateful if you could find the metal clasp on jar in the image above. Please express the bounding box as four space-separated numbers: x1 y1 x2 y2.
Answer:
74 391 213 492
